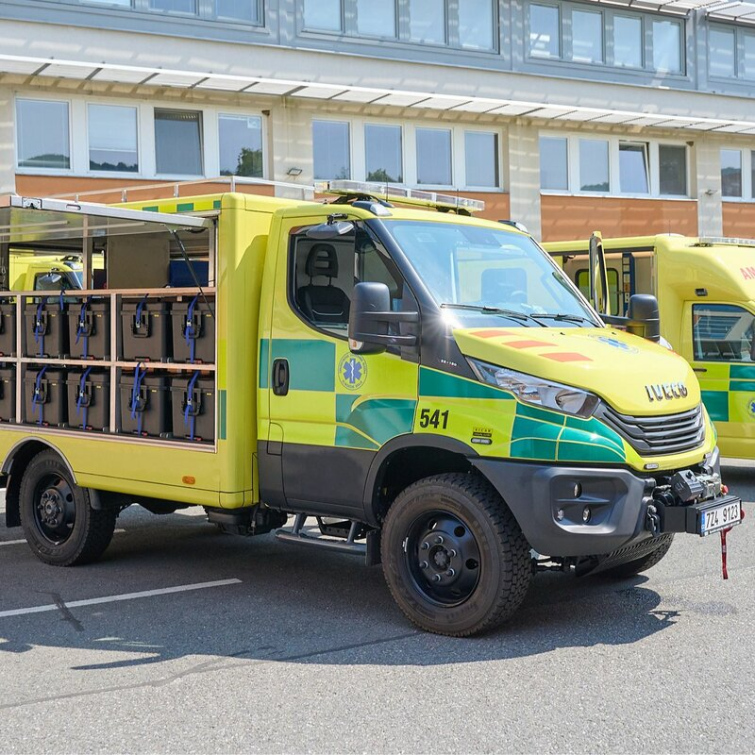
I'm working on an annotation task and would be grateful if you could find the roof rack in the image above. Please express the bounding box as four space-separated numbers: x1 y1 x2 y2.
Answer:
316 180 485 215
696 236 755 247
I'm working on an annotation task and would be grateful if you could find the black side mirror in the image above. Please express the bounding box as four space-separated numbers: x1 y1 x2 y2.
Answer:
349 282 419 355
626 294 661 342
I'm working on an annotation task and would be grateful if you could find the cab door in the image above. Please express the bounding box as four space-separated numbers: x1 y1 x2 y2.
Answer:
266 222 419 519
685 301 755 458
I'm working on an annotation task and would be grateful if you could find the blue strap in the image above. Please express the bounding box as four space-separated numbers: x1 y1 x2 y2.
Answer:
184 295 199 363
130 363 146 435
33 301 46 356
32 366 48 426
59 291 65 313
184 371 200 440
76 297 90 359
134 294 149 336
76 366 93 429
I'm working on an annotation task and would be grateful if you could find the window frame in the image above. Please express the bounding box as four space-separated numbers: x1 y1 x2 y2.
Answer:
86 102 140 176
153 107 205 177
312 118 353 181
15 97 73 175
720 148 755 202
217 112 265 179
692 302 755 363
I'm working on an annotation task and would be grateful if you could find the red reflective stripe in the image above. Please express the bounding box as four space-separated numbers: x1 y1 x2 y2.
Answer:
468 329 517 338
505 339 553 349
542 352 592 362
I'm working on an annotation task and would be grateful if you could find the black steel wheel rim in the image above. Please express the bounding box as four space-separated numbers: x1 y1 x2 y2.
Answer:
33 473 76 545
404 510 482 607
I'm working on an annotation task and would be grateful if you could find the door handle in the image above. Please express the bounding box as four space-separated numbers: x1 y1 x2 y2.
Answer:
693 367 707 373
272 358 290 396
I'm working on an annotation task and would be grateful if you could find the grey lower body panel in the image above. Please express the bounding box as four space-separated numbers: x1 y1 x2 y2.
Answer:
472 459 654 557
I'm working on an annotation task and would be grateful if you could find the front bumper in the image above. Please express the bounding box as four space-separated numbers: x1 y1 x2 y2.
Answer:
472 454 740 558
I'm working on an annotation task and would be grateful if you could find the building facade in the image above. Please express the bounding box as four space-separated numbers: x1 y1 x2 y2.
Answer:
0 0 754 240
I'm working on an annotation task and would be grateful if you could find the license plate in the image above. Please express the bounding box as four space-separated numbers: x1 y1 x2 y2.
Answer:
700 500 742 536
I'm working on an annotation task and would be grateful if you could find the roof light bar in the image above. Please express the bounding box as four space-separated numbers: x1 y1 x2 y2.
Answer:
317 180 485 213
696 236 755 247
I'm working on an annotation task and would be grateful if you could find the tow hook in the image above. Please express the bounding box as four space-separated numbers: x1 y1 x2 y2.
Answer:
646 504 661 537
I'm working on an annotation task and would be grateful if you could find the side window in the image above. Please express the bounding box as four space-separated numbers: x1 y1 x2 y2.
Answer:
693 304 755 362
290 227 404 338
576 267 619 314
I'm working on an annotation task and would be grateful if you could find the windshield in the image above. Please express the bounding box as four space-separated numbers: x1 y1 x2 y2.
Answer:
380 220 600 327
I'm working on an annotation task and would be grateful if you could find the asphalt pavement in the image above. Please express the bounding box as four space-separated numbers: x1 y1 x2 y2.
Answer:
1 461 754 754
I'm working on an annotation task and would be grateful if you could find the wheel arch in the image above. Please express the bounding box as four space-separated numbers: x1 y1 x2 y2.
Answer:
362 434 479 526
3 439 77 528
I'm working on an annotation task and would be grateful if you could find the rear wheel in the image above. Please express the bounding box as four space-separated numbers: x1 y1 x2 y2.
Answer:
381 473 532 637
19 450 117 566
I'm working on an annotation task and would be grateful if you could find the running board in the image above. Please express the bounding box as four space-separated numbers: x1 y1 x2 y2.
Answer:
274 514 381 566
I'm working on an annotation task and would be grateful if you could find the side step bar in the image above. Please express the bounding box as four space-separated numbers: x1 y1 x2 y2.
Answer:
275 514 381 566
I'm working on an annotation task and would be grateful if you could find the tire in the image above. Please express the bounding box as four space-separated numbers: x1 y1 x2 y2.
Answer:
381 472 532 637
600 534 674 579
19 450 117 566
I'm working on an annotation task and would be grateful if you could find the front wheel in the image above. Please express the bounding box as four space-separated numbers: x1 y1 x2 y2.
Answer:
19 450 117 566
381 473 532 637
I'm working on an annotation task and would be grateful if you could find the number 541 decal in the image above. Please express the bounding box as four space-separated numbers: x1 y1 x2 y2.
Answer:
419 408 449 430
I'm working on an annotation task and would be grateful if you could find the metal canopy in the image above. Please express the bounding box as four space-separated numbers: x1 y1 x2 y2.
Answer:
577 0 755 17
1 52 755 134
0 196 213 245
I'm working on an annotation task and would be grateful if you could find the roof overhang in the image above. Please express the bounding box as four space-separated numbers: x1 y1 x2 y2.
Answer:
2 52 755 134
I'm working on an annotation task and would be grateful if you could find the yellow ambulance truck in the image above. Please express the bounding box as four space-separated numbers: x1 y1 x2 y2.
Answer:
0 190 742 636
543 234 755 462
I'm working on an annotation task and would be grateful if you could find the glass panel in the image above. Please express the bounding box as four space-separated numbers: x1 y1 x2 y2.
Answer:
744 32 755 80
16 99 70 170
88 104 138 173
539 136 568 190
659 145 687 196
365 124 402 183
752 151 755 199
154 109 203 175
304 0 341 31
149 0 196 12
529 4 560 58
619 142 649 194
219 114 263 177
613 15 642 68
465 132 499 188
709 27 735 78
357 0 395 37
216 0 258 22
721 149 742 198
579 139 609 192
313 120 351 180
409 0 445 44
459 0 495 50
652 19 682 73
693 304 755 362
416 128 452 185
84 0 131 5
572 10 603 64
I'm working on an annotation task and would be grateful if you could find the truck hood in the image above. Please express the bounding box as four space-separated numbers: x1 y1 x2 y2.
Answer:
453 327 700 416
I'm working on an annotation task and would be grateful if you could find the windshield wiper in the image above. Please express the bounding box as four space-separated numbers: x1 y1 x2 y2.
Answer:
528 313 597 326
440 303 543 325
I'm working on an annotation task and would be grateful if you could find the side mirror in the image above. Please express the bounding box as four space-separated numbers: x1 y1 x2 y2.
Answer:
626 294 661 342
588 231 609 316
349 282 419 355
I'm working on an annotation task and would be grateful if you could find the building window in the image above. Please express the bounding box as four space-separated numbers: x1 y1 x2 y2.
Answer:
572 9 603 64
416 128 452 185
216 0 258 22
88 104 138 173
465 132 499 188
529 4 560 58
149 0 197 13
752 151 755 199
745 33 755 79
652 19 682 73
721 149 743 198
459 0 495 50
154 109 203 176
356 0 395 37
539 136 568 190
579 139 609 192
659 144 687 196
409 0 446 44
313 120 351 180
365 125 403 183
16 99 70 170
613 15 642 68
304 0 341 31
709 27 736 78
619 142 650 194
219 114 263 177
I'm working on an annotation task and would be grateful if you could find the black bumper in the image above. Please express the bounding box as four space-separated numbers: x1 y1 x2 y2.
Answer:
471 457 737 558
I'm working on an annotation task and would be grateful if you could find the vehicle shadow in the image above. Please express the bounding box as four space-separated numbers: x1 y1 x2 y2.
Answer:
0 511 683 677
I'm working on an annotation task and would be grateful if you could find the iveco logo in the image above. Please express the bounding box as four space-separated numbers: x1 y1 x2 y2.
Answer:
645 383 688 402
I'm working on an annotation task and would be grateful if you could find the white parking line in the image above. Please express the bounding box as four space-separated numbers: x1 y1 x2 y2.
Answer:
0 529 127 547
0 578 242 619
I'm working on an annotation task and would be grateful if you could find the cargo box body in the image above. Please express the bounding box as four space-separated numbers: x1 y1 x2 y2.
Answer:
170 375 214 442
24 300 68 358
121 300 170 362
68 300 111 360
67 370 110 431
171 299 215 364
0 366 16 422
119 371 169 437
24 367 67 427
0 302 17 357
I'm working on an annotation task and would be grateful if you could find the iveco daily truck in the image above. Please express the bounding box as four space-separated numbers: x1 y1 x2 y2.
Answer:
0 187 742 636
544 234 755 462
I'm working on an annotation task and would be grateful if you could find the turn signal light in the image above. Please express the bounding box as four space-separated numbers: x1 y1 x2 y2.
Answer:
182 476 196 485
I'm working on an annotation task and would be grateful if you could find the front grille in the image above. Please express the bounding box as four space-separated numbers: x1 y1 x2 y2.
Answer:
597 403 705 456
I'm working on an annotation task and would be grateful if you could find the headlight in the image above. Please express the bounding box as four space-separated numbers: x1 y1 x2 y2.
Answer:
467 358 600 418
